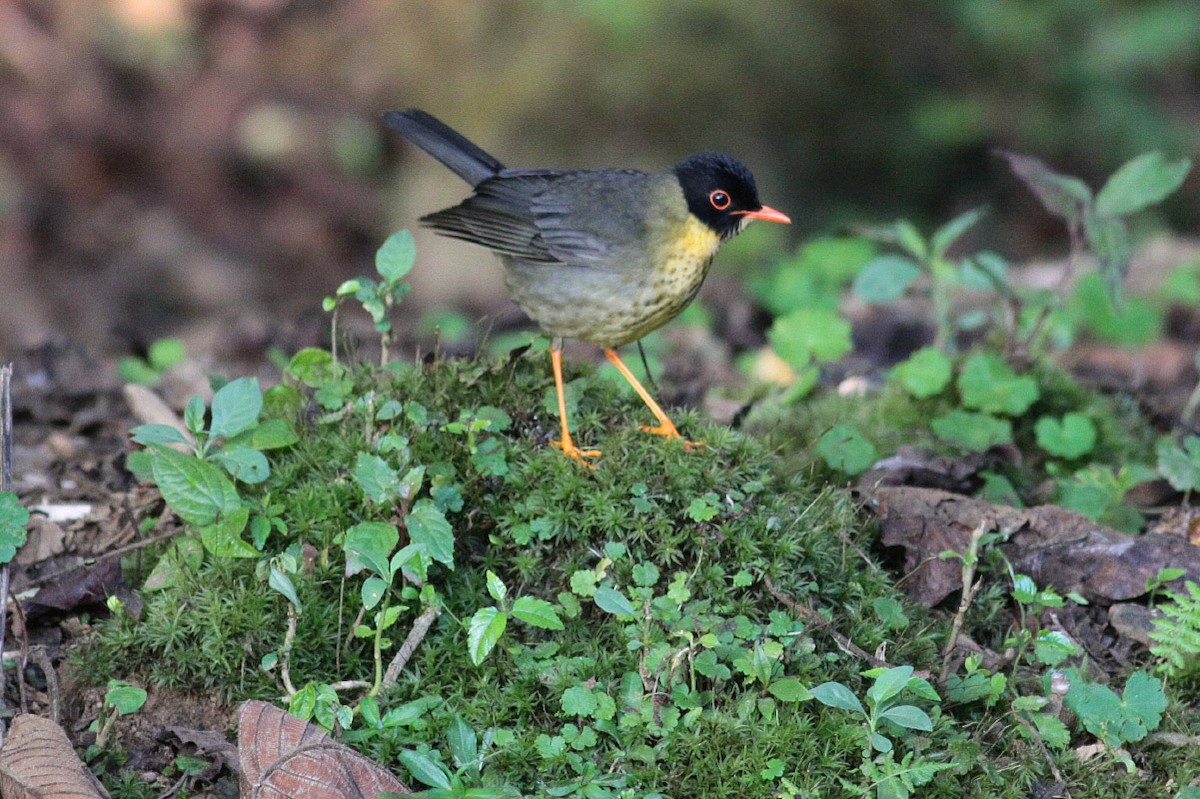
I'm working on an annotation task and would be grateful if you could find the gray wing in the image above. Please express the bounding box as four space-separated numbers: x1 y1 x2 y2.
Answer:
420 169 654 266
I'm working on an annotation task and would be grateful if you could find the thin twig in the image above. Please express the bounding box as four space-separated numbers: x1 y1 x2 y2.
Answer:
764 575 890 668
280 603 298 698
0 363 12 734
938 519 991 685
382 605 440 688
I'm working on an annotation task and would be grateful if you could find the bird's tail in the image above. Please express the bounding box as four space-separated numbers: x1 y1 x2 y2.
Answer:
384 109 505 187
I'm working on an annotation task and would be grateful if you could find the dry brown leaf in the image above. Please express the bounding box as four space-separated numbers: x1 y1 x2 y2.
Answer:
238 701 410 799
0 714 110 799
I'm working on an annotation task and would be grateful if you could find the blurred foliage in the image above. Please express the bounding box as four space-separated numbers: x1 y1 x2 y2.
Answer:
1 0 1197 350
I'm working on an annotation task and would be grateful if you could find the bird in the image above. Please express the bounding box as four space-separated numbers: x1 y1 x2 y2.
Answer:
384 108 790 466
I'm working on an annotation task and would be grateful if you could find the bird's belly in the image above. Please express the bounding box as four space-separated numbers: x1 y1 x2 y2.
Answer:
504 223 718 348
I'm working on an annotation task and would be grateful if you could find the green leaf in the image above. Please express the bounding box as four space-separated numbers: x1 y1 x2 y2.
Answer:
198 507 257 558
561 686 598 717
930 410 1013 451
879 704 932 731
485 569 507 601
1085 212 1131 303
893 220 928 260
811 682 864 715
377 229 416 284
209 377 262 439
512 596 565 630
873 597 909 630
104 680 148 715
408 499 454 568
767 678 811 703
211 445 270 484
130 424 191 447
0 493 29 564
1001 151 1093 225
1069 271 1161 345
867 666 914 706
814 423 876 475
891 347 953 398
1156 436 1200 492
768 307 853 368
1095 152 1192 217
354 453 401 504
150 446 241 526
398 749 451 790
250 418 299 449
1121 671 1167 734
957 352 1039 415
852 255 922 303
594 585 637 618
344 521 399 578
930 206 987 259
1035 413 1097 459
144 337 185 371
360 576 387 610
184 395 206 435
269 567 302 608
447 715 477 769
467 606 507 665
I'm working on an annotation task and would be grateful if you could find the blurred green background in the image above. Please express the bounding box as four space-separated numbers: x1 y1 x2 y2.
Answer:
1 0 1197 354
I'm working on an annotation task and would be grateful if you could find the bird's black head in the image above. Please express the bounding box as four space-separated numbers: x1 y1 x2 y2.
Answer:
673 152 789 240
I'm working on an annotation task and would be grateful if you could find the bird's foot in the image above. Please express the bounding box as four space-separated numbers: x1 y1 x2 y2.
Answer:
552 437 601 469
639 423 704 450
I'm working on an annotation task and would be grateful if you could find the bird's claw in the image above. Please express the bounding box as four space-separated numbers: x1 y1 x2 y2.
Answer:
639 424 704 450
553 438 601 469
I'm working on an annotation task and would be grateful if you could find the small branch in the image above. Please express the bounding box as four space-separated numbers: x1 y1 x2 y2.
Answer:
939 519 991 685
0 363 12 734
764 576 890 669
382 605 440 689
280 604 298 698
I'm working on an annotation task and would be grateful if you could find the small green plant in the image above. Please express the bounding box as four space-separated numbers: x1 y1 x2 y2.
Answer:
812 666 951 799
87 679 148 755
0 492 29 564
1062 669 1167 771
130 377 298 557
465 570 564 665
118 337 186 385
1150 580 1200 679
324 228 415 365
1056 464 1156 533
390 717 516 798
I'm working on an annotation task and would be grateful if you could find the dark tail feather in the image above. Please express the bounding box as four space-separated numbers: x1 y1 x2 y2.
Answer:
384 109 504 187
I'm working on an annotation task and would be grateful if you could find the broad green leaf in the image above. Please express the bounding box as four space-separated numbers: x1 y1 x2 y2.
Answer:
767 678 812 703
814 423 876 476
957 352 1038 415
867 665 914 706
211 445 270 484
250 418 299 449
1121 671 1167 733
104 680 147 715
447 715 477 769
485 570 507 601
391 542 431 583
377 229 417 284
561 686 598 717
1034 413 1097 459
147 337 186 370
594 585 637 618
398 749 452 790
930 206 987 259
269 567 302 609
360 576 387 610
150 446 241 526
930 410 1013 451
344 521 399 578
852 255 922 304
467 606 507 665
130 424 191 447
1157 436 1200 492
198 507 257 558
512 596 564 630
811 681 865 715
209 377 262 439
1095 152 1191 217
408 499 453 567
878 704 932 731
1001 151 1093 225
891 347 952 398
1085 212 1131 303
1069 271 1161 346
768 307 853 369
0 493 29 564
354 453 401 504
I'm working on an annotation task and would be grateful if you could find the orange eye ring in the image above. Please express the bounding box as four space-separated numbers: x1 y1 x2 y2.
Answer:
709 190 731 210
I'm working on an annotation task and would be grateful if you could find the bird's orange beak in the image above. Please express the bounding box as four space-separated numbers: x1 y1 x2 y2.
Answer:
736 205 791 224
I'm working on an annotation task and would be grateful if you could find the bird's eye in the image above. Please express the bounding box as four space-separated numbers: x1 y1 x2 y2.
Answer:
709 190 731 210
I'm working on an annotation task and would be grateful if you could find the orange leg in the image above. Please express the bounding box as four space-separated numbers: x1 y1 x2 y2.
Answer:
604 348 702 449
550 339 600 467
